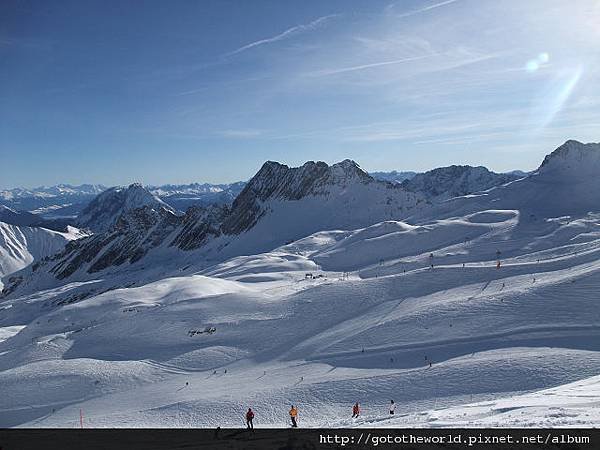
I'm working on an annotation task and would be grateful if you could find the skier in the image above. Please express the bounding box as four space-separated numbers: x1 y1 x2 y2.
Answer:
352 402 360 418
389 400 396 415
246 408 255 430
289 405 298 427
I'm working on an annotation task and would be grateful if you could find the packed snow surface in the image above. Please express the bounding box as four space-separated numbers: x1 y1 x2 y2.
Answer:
0 142 599 428
1 206 599 428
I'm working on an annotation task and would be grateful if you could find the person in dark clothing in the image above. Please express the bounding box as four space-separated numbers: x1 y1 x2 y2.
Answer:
246 408 255 430
352 402 360 418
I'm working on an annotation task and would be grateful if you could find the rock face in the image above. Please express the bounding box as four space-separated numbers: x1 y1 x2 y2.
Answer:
76 183 176 233
401 165 520 201
222 159 408 235
3 159 425 297
171 205 229 251
52 205 180 279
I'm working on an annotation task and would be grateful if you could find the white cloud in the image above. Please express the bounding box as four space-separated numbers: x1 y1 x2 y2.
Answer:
386 0 461 18
225 14 339 57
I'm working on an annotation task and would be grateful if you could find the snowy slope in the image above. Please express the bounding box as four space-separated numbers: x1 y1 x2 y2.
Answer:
0 223 84 290
2 198 600 427
409 140 600 221
0 141 599 428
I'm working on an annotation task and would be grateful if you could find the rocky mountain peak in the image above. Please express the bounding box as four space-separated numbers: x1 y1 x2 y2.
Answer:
538 140 600 176
77 183 175 233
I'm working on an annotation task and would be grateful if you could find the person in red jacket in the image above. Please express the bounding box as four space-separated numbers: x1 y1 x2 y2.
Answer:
246 408 255 430
352 402 360 418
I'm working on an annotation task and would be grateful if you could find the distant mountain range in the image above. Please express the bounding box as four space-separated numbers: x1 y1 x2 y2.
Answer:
369 170 418 183
0 182 246 220
0 167 526 222
0 140 592 301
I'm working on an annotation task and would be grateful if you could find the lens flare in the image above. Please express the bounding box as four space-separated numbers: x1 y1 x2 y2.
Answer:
530 67 583 132
525 52 550 73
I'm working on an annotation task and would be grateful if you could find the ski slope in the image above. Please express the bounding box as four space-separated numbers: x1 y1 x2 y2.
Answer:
1 142 599 428
1 205 599 428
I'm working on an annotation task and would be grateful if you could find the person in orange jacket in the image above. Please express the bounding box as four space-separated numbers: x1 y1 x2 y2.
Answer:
289 405 298 427
352 402 360 418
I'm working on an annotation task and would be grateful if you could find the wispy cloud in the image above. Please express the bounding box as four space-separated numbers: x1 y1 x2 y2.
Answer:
307 54 435 77
386 0 461 18
306 50 505 79
225 14 339 57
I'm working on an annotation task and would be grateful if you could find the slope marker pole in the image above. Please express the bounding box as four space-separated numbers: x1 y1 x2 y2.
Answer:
80 409 83 429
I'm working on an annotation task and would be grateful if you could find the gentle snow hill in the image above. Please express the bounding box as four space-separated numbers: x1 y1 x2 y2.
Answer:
0 222 84 290
342 374 600 428
76 183 177 233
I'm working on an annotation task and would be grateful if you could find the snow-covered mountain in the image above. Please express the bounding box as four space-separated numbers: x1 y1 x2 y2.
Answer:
0 182 245 220
76 183 177 233
2 160 425 299
2 140 600 429
370 170 417 184
0 205 43 228
149 181 246 210
400 165 521 201
0 184 107 220
0 205 71 232
411 140 600 221
221 160 424 237
0 184 106 202
0 222 84 290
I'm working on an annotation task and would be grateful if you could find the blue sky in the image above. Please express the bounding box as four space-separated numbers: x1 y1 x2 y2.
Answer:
1 0 599 188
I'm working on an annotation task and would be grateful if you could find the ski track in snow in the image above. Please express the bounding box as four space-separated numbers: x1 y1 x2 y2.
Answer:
2 143 600 429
